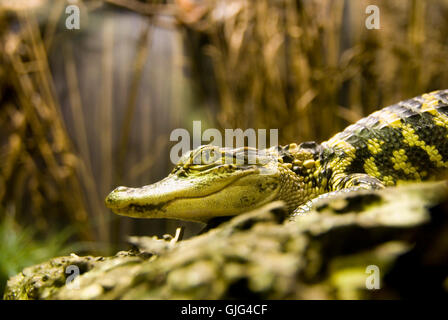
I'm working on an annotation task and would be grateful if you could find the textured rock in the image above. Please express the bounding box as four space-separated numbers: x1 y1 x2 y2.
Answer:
4 181 448 299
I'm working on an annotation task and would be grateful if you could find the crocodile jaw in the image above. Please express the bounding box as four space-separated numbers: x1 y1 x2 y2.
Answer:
105 169 281 223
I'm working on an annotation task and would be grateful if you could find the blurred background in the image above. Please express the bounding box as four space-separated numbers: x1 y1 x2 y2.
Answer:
1 0 448 295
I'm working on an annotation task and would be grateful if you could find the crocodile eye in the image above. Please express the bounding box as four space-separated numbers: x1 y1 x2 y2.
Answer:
192 148 220 165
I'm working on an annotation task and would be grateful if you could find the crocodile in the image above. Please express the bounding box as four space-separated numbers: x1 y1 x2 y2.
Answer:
105 90 448 223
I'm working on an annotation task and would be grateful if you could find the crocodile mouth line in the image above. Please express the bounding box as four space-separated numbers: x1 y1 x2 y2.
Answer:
114 170 257 215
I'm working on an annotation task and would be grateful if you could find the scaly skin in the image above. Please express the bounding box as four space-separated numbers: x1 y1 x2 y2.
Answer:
105 90 448 223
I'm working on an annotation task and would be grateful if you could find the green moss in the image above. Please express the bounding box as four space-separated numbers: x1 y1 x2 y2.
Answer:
0 214 76 297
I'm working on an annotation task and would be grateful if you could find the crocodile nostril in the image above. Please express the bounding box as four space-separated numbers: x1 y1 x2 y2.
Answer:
115 186 128 192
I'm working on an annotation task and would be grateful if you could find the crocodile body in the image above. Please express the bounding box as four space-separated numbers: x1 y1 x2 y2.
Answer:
106 90 448 223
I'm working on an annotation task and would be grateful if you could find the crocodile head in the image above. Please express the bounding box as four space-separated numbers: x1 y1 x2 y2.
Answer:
105 145 289 223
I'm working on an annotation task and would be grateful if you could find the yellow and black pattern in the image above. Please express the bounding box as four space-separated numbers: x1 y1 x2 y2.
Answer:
321 90 448 190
